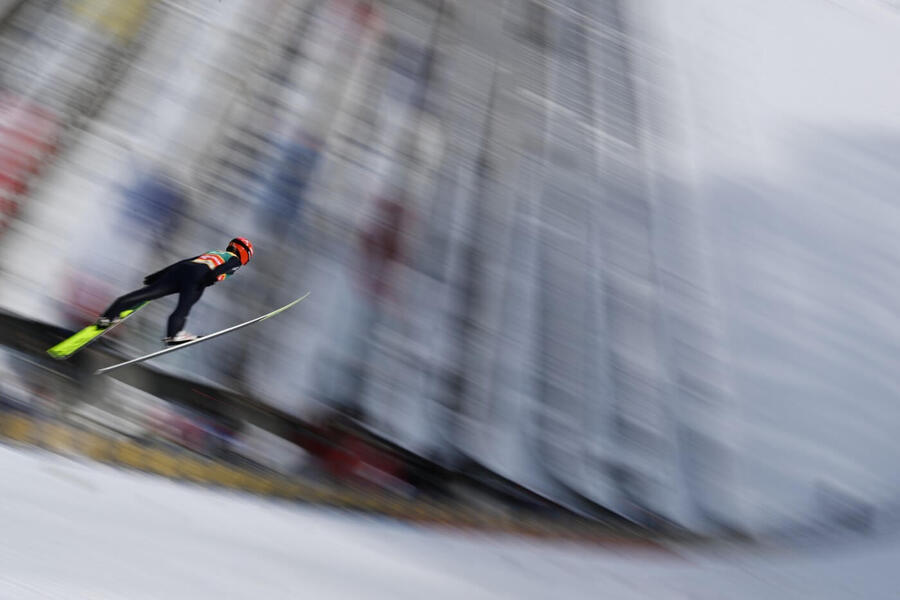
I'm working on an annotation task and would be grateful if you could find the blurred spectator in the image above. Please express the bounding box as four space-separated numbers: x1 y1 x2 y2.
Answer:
257 131 322 242
118 166 188 248
356 192 411 302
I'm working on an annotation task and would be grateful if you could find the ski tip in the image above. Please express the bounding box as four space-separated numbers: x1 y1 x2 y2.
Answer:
265 292 310 316
273 292 310 314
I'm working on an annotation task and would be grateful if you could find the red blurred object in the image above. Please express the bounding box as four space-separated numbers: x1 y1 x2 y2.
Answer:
299 418 409 492
0 92 60 232
357 195 410 300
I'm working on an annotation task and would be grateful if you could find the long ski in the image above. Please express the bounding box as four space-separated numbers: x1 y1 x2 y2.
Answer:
94 293 309 376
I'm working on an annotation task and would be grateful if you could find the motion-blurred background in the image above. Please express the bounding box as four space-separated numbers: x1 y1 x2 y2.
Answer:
1 0 899 542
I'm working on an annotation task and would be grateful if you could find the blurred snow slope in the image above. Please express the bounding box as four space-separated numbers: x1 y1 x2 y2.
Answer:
1 445 900 599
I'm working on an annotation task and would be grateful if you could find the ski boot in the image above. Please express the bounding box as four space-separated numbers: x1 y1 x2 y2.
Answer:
94 316 121 330
163 331 199 347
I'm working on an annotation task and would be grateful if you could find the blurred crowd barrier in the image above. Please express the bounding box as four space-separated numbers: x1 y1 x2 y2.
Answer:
2 0 897 540
0 344 663 545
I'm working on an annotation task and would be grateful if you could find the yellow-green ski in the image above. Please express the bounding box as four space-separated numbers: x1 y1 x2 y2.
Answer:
47 302 148 360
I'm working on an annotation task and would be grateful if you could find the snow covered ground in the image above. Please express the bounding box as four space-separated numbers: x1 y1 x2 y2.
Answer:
1 444 899 599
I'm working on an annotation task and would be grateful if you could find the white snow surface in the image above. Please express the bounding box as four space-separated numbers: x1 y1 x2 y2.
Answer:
1 445 899 599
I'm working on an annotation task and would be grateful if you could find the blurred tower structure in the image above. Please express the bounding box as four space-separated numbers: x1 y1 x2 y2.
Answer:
415 0 735 529
0 0 738 530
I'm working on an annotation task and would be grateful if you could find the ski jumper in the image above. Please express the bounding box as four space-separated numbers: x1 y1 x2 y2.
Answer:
102 251 242 337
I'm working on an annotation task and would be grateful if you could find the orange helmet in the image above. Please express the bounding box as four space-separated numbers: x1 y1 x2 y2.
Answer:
227 237 253 265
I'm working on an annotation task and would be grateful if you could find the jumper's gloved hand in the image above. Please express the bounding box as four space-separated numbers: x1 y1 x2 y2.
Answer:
143 270 163 286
